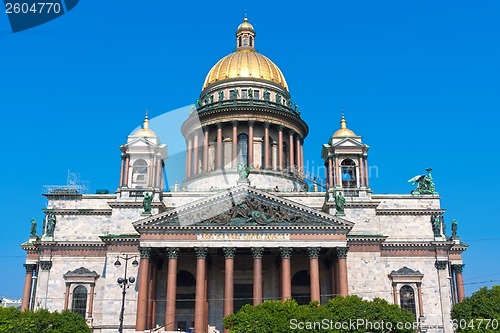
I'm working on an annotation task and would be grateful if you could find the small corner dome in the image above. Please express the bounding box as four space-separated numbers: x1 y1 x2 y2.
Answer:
133 115 158 138
330 115 357 141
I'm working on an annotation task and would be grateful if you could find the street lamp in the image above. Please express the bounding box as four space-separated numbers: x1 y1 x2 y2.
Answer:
115 254 139 333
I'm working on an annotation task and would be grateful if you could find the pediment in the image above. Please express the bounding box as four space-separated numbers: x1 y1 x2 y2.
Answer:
134 185 353 231
331 137 365 148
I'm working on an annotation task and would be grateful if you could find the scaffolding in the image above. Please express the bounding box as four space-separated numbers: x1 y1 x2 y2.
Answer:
42 170 90 195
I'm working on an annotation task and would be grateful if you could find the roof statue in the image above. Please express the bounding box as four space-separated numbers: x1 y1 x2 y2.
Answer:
408 168 437 195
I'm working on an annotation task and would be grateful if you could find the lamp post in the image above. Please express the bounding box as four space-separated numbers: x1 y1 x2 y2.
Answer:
115 254 139 333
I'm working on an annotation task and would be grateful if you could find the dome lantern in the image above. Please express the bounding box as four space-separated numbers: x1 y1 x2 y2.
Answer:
236 17 255 50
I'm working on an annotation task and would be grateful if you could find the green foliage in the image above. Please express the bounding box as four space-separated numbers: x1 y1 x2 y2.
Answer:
451 286 500 333
224 296 416 333
0 307 90 333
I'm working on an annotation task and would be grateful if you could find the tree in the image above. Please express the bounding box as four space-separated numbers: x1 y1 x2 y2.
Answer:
451 286 500 333
224 296 416 333
0 307 91 333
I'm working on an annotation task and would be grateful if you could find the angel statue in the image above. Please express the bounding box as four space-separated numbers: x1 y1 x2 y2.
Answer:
408 168 437 195
238 164 251 181
143 192 153 214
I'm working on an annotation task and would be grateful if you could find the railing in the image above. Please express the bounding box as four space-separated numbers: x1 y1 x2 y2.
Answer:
195 97 300 116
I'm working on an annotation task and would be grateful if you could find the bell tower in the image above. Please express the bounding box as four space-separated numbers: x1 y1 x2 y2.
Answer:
117 114 168 198
321 114 370 199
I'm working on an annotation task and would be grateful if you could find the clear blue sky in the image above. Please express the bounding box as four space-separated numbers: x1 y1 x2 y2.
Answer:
0 0 498 299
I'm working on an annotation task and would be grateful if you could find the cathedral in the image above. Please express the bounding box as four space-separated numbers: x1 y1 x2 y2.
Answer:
20 18 467 333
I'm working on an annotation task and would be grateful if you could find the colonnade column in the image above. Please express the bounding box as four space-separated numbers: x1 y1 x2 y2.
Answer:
277 126 283 170
216 123 223 169
358 154 365 187
155 159 162 188
119 155 125 187
223 247 236 333
194 247 208 333
289 131 294 170
165 248 179 330
88 283 95 318
203 127 209 172
248 121 254 167
264 122 270 169
251 247 264 305
336 247 349 297
328 157 334 188
334 154 340 187
186 137 193 178
123 155 130 187
308 247 321 303
148 157 154 187
193 133 199 176
296 136 301 172
232 121 238 168
364 158 369 187
453 264 465 302
300 139 304 172
21 264 36 311
135 247 151 331
279 247 292 301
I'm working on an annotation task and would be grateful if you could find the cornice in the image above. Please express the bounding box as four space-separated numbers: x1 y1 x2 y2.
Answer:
42 209 112 216
376 209 445 216
139 225 350 233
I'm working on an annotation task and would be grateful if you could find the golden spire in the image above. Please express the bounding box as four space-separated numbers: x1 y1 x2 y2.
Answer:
143 110 149 130
332 111 357 137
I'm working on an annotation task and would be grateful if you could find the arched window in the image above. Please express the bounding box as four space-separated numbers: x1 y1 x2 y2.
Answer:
243 35 248 46
237 133 248 165
132 159 148 187
291 270 310 305
400 285 416 315
341 159 357 188
71 285 88 317
249 36 253 47
238 36 241 47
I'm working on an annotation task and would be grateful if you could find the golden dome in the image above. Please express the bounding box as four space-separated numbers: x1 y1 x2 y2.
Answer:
133 114 157 137
202 18 288 91
332 115 357 137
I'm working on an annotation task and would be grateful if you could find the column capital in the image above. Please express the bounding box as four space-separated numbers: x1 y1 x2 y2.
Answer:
452 264 465 273
279 247 293 258
251 247 264 259
248 120 255 127
39 260 52 271
202 125 209 132
288 129 295 137
195 247 208 259
277 125 284 132
231 120 239 127
139 247 152 259
167 247 180 259
307 247 321 259
223 247 236 259
216 122 223 129
435 260 448 270
23 263 36 273
336 247 349 259
264 122 270 129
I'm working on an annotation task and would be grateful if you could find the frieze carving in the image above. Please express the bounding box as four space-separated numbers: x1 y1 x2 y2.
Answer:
279 247 293 258
39 261 52 270
435 260 448 270
452 264 464 273
251 247 264 259
167 247 180 259
23 263 36 273
139 247 152 259
336 247 349 259
223 247 236 259
195 247 208 259
307 247 321 259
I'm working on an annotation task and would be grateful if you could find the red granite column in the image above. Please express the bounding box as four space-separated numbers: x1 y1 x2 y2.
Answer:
251 247 264 305
308 247 321 303
264 123 270 169
300 140 304 172
223 248 236 333
21 264 35 311
279 247 293 301
232 121 238 168
63 283 70 310
416 282 424 316
358 155 365 187
336 247 348 297
328 157 334 188
289 131 295 170
194 248 208 333
454 264 465 302
165 248 179 330
186 137 193 178
278 126 283 170
119 155 125 187
334 155 340 187
136 247 151 331
123 155 130 187
88 283 95 318
296 136 301 172
193 133 199 176
216 124 223 169
203 127 209 172
364 158 369 187
248 121 254 167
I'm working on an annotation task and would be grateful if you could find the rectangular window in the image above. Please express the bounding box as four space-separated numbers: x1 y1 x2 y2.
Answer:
254 90 260 99
241 89 248 99
230 90 237 99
